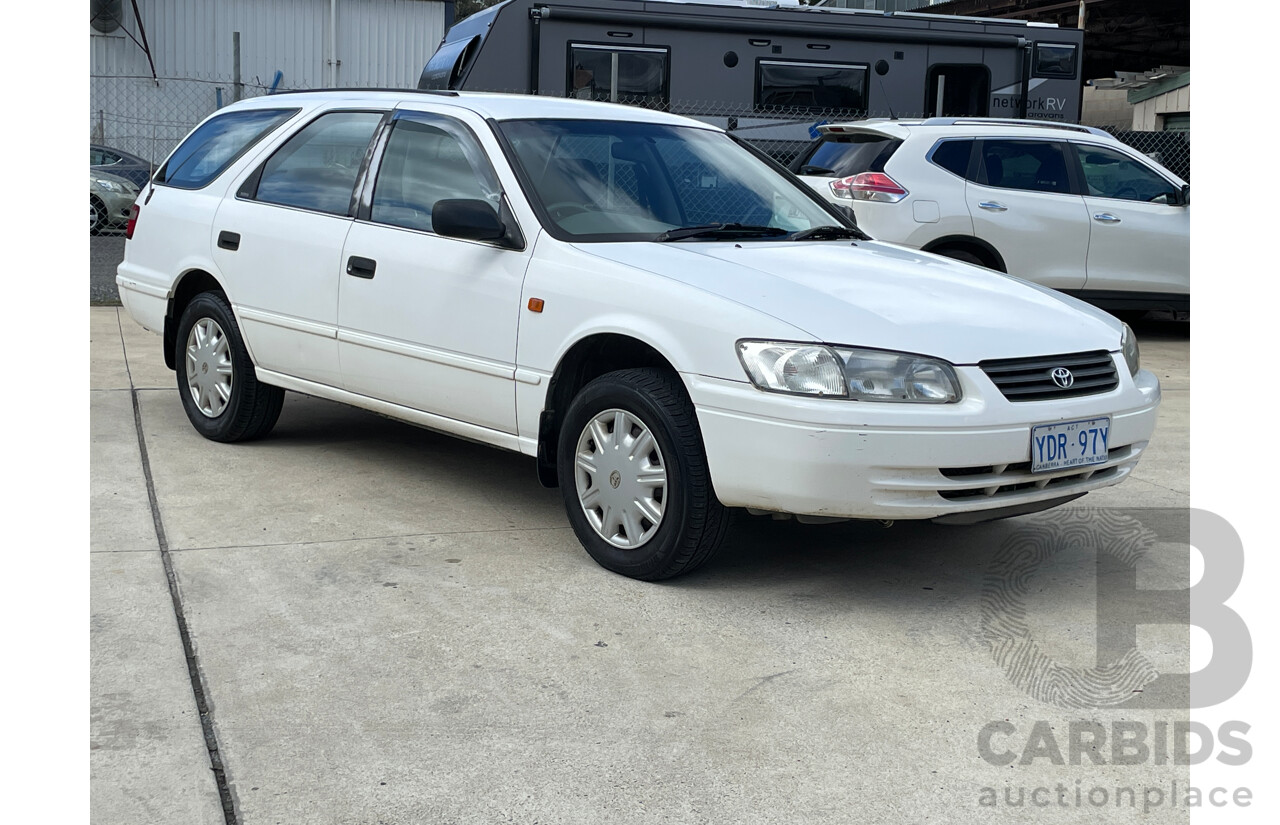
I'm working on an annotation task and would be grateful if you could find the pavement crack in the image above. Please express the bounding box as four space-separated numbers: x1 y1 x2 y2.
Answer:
128 325 241 825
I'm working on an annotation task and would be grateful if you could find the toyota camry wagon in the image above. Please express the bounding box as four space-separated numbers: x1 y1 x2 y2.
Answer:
117 90 1161 580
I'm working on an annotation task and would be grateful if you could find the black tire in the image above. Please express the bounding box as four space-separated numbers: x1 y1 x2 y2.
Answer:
557 368 728 580
174 292 284 443
935 246 988 268
90 196 106 235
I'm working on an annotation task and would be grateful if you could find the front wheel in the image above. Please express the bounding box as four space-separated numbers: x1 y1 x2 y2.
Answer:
175 292 284 442
557 368 728 580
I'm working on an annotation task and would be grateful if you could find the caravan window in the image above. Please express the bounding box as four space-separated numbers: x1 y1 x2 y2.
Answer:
1032 43 1077 79
755 60 867 114
568 44 670 108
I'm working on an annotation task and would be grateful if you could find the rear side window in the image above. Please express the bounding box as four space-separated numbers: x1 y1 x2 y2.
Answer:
929 139 974 178
251 111 385 215
979 139 1072 194
156 108 296 189
795 134 900 177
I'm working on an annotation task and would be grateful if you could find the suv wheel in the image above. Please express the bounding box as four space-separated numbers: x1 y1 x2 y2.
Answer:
175 292 284 442
557 368 728 580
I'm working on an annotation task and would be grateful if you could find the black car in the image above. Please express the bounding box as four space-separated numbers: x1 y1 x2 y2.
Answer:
91 144 154 189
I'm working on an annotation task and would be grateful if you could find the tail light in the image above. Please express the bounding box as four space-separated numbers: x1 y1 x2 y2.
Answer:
125 204 140 240
830 172 908 203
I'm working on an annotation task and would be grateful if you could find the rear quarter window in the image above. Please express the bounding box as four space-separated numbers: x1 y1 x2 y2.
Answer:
794 134 900 177
928 139 974 178
155 108 298 189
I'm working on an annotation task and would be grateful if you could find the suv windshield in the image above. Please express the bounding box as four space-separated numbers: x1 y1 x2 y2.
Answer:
498 119 842 241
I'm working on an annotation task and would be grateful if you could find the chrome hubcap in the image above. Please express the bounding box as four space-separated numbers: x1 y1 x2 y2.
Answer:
575 408 667 549
185 318 233 418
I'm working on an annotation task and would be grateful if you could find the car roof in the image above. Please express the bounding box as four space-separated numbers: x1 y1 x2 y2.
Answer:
817 117 1115 142
229 89 719 130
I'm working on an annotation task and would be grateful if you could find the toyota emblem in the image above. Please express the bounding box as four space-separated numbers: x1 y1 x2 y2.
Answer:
1050 367 1075 389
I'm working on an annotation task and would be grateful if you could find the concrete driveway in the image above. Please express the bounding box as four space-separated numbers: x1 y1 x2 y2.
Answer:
91 307 1191 824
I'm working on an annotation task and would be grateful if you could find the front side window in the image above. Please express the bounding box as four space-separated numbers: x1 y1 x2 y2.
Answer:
156 108 297 189
1076 144 1179 203
1033 43 1078 78
251 111 384 215
499 119 838 240
979 139 1072 194
756 60 867 113
369 114 501 233
568 44 669 107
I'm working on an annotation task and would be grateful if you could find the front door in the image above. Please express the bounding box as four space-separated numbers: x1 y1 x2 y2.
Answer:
337 110 531 435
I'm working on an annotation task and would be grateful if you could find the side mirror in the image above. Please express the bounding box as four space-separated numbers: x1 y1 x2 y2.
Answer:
838 203 859 228
1179 183 1190 206
432 199 507 243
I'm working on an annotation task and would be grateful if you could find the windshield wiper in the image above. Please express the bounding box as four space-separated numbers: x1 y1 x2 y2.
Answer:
789 225 868 242
654 223 790 243
798 164 836 176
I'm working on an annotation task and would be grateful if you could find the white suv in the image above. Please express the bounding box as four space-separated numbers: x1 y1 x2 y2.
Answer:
117 92 1160 580
793 118 1190 313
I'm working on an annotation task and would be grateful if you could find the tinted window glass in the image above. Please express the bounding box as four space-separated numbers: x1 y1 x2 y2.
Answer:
980 140 1072 194
796 135 899 177
370 116 500 233
930 139 973 177
1077 145 1179 203
756 61 867 112
1033 43 1077 78
254 111 383 215
569 46 669 107
158 108 296 189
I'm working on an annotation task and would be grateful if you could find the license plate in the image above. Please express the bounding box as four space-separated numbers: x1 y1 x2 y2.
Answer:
1030 417 1111 473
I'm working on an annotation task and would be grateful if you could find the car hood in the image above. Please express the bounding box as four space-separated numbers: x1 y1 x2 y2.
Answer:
576 239 1123 364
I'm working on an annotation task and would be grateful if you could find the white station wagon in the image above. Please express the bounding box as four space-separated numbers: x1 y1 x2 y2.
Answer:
117 91 1161 580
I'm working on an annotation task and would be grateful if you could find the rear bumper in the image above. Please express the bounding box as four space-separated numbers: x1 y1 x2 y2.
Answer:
687 364 1160 520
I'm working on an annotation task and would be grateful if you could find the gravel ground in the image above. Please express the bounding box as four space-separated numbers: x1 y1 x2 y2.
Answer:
90 233 125 304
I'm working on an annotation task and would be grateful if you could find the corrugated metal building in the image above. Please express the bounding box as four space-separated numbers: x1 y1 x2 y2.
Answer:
90 0 448 162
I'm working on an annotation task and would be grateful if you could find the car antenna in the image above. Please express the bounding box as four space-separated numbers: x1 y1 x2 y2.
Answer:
875 60 896 120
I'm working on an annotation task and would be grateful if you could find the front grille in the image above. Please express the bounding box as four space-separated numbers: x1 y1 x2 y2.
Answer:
979 350 1119 402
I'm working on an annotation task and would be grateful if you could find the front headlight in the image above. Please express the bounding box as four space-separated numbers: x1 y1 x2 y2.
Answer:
93 178 126 193
737 341 961 403
1121 323 1141 377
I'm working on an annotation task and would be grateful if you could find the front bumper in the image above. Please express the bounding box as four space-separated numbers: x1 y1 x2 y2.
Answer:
687 358 1160 521
96 187 137 225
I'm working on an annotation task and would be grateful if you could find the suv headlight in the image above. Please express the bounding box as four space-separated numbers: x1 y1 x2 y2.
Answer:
737 341 961 403
1121 323 1141 377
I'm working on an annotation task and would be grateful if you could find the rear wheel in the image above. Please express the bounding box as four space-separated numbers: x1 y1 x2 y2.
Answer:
557 368 728 580
934 246 990 269
175 292 284 442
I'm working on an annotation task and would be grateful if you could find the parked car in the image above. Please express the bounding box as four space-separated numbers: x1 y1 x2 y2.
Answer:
91 143 155 189
117 92 1160 580
90 170 138 234
791 118 1190 313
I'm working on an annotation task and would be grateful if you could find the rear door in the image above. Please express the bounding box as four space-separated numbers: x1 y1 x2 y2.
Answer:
966 138 1089 289
211 109 386 388
1071 142 1189 296
336 108 532 435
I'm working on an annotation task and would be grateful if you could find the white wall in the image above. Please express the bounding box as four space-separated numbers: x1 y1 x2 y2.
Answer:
1133 83 1191 131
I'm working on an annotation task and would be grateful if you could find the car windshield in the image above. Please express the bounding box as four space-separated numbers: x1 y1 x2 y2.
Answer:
497 119 844 241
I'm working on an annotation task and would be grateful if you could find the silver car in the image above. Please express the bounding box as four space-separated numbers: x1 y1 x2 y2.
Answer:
90 170 139 234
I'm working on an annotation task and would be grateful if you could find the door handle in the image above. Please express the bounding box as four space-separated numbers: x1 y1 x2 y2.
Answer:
1093 213 1122 224
346 255 377 279
217 230 240 251
978 201 1007 212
